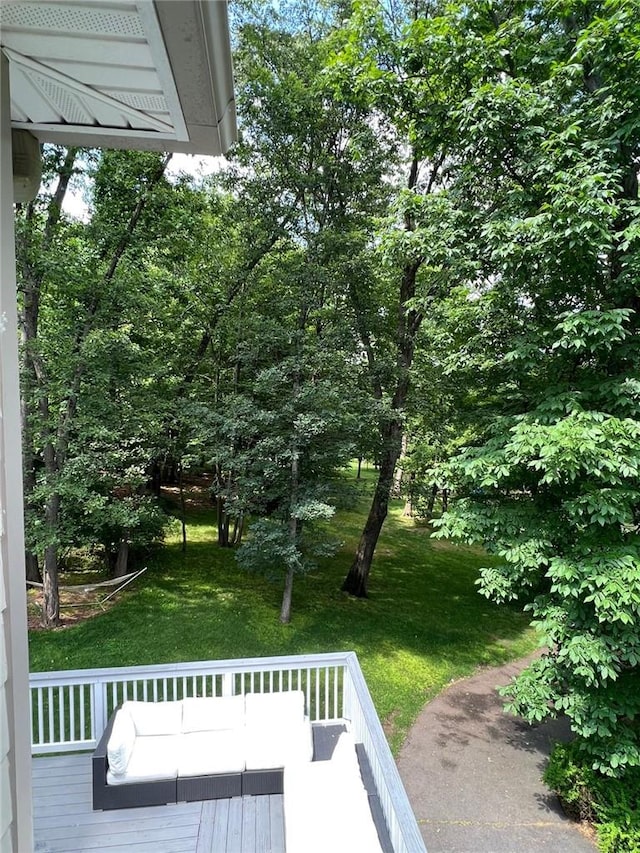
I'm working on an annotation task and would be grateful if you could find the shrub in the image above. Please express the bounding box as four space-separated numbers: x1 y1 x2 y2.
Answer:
545 742 640 852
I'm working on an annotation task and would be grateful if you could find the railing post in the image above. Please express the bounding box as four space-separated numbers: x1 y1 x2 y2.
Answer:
92 680 106 740
222 672 234 697
342 666 353 724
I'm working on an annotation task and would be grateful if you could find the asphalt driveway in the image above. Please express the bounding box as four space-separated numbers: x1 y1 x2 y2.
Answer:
397 655 598 853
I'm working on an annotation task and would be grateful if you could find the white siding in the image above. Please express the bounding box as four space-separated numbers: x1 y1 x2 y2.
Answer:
1 51 34 853
0 54 14 851
1 542 12 852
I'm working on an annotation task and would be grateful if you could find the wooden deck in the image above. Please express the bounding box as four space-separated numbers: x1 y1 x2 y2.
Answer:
33 754 285 853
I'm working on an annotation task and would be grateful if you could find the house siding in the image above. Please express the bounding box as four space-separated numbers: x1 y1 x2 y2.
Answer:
1 529 12 852
1 51 34 853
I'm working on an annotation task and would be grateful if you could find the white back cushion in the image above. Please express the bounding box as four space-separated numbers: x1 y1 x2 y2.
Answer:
181 695 244 733
124 700 182 736
107 706 136 775
244 690 306 728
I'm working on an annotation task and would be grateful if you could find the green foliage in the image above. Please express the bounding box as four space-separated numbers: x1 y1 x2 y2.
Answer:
436 305 640 774
236 512 339 583
545 741 640 852
422 0 640 776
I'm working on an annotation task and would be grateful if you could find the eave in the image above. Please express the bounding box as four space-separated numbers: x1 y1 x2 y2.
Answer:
0 0 237 156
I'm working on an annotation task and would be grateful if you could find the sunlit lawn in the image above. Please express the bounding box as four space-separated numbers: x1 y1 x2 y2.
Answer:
29 466 537 752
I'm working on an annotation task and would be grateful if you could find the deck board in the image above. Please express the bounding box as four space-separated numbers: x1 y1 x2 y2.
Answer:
205 799 229 853
33 755 285 853
254 796 271 853
240 795 256 853
269 796 286 853
226 797 243 850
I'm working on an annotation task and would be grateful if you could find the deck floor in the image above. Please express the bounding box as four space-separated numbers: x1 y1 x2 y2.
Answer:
33 755 285 853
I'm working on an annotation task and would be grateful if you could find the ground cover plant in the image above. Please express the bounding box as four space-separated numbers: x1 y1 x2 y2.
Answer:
28 468 535 753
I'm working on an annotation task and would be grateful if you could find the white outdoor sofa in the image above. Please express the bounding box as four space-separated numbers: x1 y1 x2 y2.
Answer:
92 690 313 810
92 691 392 851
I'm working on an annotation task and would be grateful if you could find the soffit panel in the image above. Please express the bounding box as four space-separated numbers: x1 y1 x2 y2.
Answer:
0 0 236 155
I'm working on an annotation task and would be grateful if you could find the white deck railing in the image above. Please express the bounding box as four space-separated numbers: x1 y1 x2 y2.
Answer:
29 651 426 853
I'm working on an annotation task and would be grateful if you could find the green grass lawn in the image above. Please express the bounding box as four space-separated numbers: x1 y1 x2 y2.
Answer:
29 469 537 752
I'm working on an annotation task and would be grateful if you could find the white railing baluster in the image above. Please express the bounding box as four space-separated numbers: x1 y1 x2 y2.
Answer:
37 689 44 745
47 687 54 744
222 672 232 697
69 686 76 741
79 684 86 741
324 668 329 721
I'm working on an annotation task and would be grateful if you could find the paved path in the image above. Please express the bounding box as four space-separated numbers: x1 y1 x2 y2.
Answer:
397 656 598 853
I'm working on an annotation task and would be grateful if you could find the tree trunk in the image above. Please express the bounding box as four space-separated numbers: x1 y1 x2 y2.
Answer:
281 486 299 623
402 471 416 517
178 463 187 553
114 536 129 578
41 544 60 627
356 457 362 479
217 499 238 548
280 562 295 624
231 515 243 546
40 488 61 626
38 418 62 625
426 483 438 517
216 474 227 546
25 552 41 584
342 419 403 597
148 459 162 496
281 378 300 624
21 365 42 583
392 432 409 497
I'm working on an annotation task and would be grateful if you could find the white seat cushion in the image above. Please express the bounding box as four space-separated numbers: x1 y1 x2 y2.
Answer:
106 734 180 785
244 717 313 770
106 706 136 775
181 695 244 733
284 757 382 853
177 730 245 777
124 700 182 736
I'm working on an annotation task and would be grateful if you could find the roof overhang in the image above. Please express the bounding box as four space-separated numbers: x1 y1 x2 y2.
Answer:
0 0 236 156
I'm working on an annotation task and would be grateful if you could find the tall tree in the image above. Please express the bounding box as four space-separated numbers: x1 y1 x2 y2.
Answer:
433 0 640 774
330 0 474 595
222 3 393 610
16 149 195 625
18 146 80 585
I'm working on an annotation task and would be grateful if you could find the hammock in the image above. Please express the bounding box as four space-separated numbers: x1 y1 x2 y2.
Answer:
27 566 148 609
